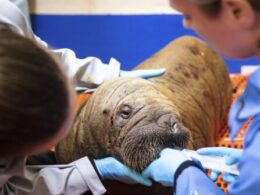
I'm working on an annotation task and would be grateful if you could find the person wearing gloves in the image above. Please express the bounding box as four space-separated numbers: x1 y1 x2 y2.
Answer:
0 0 165 92
142 0 260 194
0 28 152 195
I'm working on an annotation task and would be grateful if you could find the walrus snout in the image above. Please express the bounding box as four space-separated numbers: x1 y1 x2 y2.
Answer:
118 112 191 172
156 113 191 145
156 113 181 133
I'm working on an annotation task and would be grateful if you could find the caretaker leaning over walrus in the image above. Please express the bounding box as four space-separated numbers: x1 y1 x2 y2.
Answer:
56 36 232 173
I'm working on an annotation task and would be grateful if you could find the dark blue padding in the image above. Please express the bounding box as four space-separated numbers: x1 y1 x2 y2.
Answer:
31 14 259 73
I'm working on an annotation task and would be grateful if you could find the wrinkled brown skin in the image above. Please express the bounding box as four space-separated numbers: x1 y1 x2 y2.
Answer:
55 36 232 195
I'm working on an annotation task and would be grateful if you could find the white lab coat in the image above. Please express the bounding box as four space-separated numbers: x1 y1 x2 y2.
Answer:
0 0 121 90
0 0 110 194
0 156 106 195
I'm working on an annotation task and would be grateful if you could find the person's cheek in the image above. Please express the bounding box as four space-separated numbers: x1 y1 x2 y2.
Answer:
183 16 192 29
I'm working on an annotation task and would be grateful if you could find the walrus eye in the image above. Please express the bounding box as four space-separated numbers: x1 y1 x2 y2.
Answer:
120 105 132 119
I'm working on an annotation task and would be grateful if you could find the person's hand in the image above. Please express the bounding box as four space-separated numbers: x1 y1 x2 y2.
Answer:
142 148 189 186
120 68 166 79
197 147 242 183
94 157 152 186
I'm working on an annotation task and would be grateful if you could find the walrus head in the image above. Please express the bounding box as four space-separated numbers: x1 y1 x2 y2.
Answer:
56 77 192 171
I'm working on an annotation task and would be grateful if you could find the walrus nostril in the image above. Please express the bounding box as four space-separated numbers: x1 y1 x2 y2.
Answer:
102 109 108 115
172 123 178 133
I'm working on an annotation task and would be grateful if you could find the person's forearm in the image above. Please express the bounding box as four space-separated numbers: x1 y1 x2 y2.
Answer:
175 166 224 195
9 157 106 195
228 127 260 195
66 157 106 194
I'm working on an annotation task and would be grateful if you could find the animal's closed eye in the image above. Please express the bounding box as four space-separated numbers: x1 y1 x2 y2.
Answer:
120 105 132 119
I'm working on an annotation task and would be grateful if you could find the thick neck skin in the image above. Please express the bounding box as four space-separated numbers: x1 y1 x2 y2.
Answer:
170 0 260 59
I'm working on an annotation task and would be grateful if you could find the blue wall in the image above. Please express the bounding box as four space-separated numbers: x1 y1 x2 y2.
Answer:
31 14 259 73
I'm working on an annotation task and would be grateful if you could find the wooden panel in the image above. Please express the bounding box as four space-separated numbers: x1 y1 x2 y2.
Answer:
28 0 179 15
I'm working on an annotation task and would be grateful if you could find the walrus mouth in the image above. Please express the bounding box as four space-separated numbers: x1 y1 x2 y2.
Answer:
119 123 191 172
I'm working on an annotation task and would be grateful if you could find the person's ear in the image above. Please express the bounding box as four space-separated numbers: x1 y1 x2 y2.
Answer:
223 0 256 29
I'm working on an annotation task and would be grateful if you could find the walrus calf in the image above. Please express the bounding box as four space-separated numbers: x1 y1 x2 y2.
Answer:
56 36 232 173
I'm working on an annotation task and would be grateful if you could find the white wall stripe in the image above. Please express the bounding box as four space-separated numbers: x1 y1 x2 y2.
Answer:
28 0 180 15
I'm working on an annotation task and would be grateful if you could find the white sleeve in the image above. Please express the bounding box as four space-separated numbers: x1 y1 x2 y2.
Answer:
9 157 106 195
0 0 121 87
33 32 121 86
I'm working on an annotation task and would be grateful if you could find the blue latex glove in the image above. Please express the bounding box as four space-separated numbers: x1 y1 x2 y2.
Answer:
94 157 152 186
197 147 242 183
120 68 166 79
142 148 189 186
75 68 166 93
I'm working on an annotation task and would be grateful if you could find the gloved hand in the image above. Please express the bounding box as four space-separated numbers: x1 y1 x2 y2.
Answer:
94 157 152 186
197 147 242 183
142 148 189 186
74 57 166 92
120 68 166 79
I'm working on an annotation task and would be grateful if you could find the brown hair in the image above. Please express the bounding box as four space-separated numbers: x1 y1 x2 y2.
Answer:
0 29 70 157
194 0 260 16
